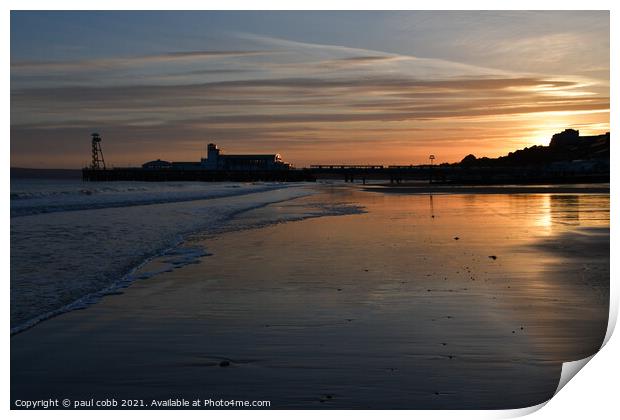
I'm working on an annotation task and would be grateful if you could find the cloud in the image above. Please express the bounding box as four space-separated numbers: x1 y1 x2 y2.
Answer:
338 55 396 62
11 75 598 122
184 68 252 75
316 55 403 69
11 50 273 72
10 75 584 100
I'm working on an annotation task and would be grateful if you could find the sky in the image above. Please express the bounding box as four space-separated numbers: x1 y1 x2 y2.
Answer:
10 11 610 168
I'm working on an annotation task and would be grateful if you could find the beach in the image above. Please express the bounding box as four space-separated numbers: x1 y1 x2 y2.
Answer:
11 184 609 409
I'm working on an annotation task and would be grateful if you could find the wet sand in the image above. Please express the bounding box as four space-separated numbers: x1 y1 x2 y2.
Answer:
11 185 609 409
365 183 610 195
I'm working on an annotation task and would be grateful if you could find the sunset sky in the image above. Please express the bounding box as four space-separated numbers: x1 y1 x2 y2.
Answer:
11 11 609 168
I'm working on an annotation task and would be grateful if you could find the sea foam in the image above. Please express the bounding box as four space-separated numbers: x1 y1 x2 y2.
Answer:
11 180 317 334
11 180 366 334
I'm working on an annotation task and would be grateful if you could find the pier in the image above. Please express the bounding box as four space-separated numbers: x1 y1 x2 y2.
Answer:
82 164 609 185
81 130 609 184
82 167 316 182
309 164 609 185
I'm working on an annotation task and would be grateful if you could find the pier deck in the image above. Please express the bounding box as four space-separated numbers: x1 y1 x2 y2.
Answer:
82 168 316 182
82 165 609 185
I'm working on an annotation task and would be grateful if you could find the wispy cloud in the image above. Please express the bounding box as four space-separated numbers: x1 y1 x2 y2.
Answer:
12 74 607 130
11 50 273 72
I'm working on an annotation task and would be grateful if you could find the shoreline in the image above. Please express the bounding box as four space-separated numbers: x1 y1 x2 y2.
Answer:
10 185 363 336
10 184 320 333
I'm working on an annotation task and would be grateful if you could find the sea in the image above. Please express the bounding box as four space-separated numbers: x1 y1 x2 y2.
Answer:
10 176 360 334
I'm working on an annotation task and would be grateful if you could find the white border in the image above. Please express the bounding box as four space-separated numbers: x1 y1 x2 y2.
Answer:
4 2 617 419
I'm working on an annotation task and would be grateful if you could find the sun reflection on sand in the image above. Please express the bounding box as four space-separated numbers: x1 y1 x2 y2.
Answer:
533 194 553 235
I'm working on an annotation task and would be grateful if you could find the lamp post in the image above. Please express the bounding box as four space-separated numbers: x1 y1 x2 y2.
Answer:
429 154 435 183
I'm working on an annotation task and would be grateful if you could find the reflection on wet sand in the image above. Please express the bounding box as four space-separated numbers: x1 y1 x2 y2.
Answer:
550 195 581 225
11 185 609 409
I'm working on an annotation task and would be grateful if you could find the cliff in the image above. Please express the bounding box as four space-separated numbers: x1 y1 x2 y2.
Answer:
457 129 609 168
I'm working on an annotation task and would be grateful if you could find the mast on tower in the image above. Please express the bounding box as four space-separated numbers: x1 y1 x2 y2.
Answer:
90 132 106 170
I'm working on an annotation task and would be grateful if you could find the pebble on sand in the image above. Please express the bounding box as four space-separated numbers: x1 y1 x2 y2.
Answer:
454 237 460 240
488 255 497 260
319 394 334 403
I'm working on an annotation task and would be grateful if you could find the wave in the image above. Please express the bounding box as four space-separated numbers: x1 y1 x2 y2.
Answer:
10 181 283 217
10 182 366 335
